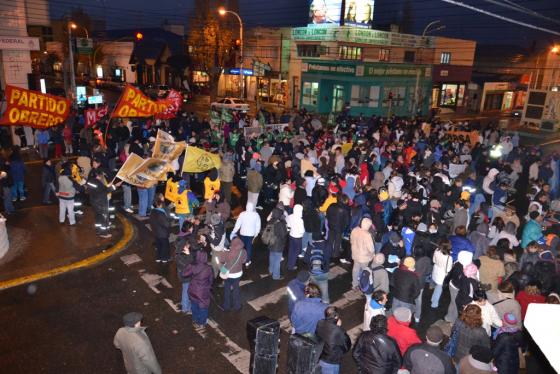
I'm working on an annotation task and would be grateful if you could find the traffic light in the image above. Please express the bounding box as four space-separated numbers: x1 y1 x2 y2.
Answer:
232 39 241 51
135 32 144 41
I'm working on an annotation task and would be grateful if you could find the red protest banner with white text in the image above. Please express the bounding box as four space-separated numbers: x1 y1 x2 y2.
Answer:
85 106 108 127
0 85 71 129
111 84 170 118
155 90 182 119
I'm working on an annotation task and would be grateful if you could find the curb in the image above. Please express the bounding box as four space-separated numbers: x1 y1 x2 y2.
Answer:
0 213 135 291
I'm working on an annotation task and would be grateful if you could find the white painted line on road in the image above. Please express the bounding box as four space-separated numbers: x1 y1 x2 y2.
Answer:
259 273 269 279
239 280 253 287
120 254 142 266
347 324 363 343
328 265 348 280
331 289 363 309
139 273 173 294
207 319 251 374
248 287 286 311
164 298 180 313
145 223 152 231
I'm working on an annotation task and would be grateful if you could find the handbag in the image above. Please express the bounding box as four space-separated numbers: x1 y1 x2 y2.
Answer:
219 250 243 280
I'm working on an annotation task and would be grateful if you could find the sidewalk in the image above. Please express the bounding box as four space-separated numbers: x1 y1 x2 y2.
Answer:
0 206 134 289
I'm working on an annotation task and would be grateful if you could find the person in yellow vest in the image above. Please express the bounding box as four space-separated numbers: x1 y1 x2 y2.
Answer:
175 179 199 231
203 168 221 201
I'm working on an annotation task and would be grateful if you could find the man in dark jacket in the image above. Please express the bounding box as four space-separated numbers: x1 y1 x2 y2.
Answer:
267 207 288 280
326 195 351 260
403 325 454 374
312 178 328 209
176 231 194 314
150 193 171 263
315 306 351 373
87 168 119 238
391 257 421 315
353 315 401 374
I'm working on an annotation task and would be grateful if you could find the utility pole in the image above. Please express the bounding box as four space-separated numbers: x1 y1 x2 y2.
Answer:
67 21 77 104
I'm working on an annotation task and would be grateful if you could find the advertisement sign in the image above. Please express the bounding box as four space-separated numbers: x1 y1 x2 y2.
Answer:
309 0 342 25
344 0 374 27
0 85 71 129
87 95 103 104
76 86 87 103
85 106 108 127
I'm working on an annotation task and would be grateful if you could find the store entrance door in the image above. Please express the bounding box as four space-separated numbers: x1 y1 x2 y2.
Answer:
331 84 345 113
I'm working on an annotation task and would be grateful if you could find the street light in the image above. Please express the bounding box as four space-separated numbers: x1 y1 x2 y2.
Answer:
67 21 77 103
218 7 244 100
70 22 91 75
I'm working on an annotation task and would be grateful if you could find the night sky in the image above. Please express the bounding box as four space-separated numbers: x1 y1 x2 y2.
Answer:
45 0 560 46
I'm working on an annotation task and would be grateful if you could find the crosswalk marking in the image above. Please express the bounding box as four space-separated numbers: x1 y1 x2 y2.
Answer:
248 286 287 311
139 272 173 294
120 254 142 266
207 319 251 374
164 298 181 313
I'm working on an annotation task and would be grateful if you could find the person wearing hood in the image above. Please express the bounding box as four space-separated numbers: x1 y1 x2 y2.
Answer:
392 257 421 317
445 250 474 323
230 202 261 267
449 226 475 261
266 207 288 280
246 163 263 208
182 250 213 327
286 204 305 271
350 217 375 288
387 307 422 356
468 222 490 259
218 153 235 204
113 312 161 374
216 237 247 312
203 168 221 201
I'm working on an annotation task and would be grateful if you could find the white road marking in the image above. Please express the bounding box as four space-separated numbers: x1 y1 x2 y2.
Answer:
328 265 348 280
207 319 251 374
145 223 152 231
120 254 142 266
239 280 253 287
139 273 173 294
164 298 181 313
259 273 269 279
331 289 363 309
248 287 287 311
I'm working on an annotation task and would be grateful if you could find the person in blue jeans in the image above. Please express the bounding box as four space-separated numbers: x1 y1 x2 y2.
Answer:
182 251 213 327
175 229 194 314
9 148 25 201
266 207 288 280
137 185 156 217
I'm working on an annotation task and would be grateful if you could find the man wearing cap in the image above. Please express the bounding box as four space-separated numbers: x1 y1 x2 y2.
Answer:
114 312 161 374
403 325 454 374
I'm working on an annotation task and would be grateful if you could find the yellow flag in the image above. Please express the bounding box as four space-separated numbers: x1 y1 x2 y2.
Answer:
165 179 179 202
182 146 221 173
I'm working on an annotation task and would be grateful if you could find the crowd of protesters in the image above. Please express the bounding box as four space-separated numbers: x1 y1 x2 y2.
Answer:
2 104 560 373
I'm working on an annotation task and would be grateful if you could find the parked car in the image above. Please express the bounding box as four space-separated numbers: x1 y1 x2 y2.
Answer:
211 97 250 112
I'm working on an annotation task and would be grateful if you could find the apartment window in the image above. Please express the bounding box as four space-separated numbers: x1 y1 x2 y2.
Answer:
404 51 415 63
440 52 451 64
379 48 390 62
302 82 319 106
382 87 406 107
338 45 362 60
297 45 325 58
351 85 380 107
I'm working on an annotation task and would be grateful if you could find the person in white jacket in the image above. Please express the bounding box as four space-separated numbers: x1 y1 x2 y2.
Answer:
431 241 453 308
471 290 503 336
286 204 305 271
387 173 404 201
230 202 261 267
278 181 294 210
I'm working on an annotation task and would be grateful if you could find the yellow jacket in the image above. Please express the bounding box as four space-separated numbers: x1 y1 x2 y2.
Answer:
319 195 337 213
204 177 221 200
175 190 191 215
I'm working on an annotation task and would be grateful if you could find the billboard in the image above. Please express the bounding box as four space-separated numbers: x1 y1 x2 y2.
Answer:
344 0 374 27
309 0 342 25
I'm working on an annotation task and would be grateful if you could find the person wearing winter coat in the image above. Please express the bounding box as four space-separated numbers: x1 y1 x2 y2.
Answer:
470 290 503 336
388 173 404 200
478 246 505 291
326 194 350 259
182 251 213 327
492 313 523 374
387 307 421 356
515 281 545 320
9 148 25 201
114 312 161 374
41 159 56 204
149 194 171 262
485 280 522 328
482 168 499 202
450 304 491 362
403 325 455 374
246 165 263 207
456 263 481 313
363 290 387 331
458 345 494 374
266 207 288 280
203 168 220 201
392 257 421 315
381 232 405 272
218 154 235 204
230 202 261 266
291 284 328 334
87 168 119 238
350 217 375 288
286 204 305 271
302 198 321 251
287 271 310 317
412 246 432 323
304 232 332 303
175 226 195 314
57 164 77 225
353 315 402 374
216 237 248 312
490 221 519 249
468 223 490 259
521 211 543 249
449 226 475 261
315 306 352 374
445 250 474 323
431 240 453 308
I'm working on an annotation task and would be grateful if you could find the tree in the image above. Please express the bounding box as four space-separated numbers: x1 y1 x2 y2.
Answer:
188 0 233 101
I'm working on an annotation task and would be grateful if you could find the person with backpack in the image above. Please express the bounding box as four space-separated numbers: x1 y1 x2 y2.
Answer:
263 207 288 280
216 237 247 312
350 217 375 289
305 231 331 303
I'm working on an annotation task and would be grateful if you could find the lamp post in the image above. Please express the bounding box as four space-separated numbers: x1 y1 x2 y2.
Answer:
70 22 92 76
67 21 77 103
219 7 244 100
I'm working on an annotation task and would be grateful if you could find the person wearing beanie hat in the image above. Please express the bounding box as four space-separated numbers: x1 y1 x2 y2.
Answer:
491 311 523 374
114 312 162 374
403 325 455 374
287 271 310 317
387 307 421 355
369 253 389 294
459 345 494 374
391 253 422 323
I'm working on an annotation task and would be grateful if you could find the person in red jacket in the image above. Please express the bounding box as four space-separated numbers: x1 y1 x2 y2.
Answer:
515 281 545 320
387 307 421 355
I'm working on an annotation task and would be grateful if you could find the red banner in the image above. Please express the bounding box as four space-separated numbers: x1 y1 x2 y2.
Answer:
111 84 172 118
0 85 71 128
85 106 108 127
155 90 182 119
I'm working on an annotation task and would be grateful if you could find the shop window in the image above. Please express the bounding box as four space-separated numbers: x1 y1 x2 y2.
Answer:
302 81 319 106
404 51 415 63
457 84 465 106
338 46 362 60
440 52 451 64
297 45 325 58
379 49 390 62
382 87 406 107
440 84 458 106
351 85 380 107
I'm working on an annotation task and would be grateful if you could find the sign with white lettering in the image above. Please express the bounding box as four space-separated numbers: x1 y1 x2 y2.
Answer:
0 36 40 51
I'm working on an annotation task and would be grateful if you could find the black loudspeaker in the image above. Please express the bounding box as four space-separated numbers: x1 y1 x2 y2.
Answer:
287 333 323 374
247 316 280 374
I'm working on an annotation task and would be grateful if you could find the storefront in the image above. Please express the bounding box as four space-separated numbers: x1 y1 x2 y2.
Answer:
431 65 472 112
299 60 432 116
480 82 516 112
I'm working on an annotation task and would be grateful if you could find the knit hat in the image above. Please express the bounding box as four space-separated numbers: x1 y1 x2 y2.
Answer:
123 312 143 327
416 223 427 232
403 257 416 270
461 191 471 201
393 307 412 323
503 312 518 326
296 270 310 283
426 325 444 344
463 263 478 278
470 345 493 364
373 253 385 265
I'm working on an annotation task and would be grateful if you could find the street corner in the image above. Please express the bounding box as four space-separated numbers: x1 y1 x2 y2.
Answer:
0 206 135 291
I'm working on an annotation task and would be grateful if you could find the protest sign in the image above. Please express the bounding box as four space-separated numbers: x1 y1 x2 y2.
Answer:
182 146 221 173
131 158 172 181
0 85 70 128
152 130 186 162
111 84 171 118
446 130 480 147
115 153 157 188
85 106 108 127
